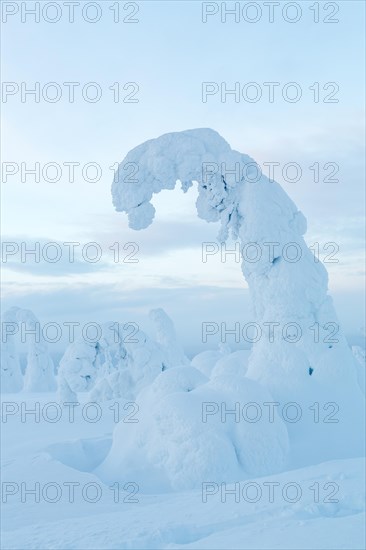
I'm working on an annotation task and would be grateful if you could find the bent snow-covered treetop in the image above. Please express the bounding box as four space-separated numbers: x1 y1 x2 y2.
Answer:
112 128 306 242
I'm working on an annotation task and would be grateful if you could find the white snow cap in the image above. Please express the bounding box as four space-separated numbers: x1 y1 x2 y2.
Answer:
112 128 257 240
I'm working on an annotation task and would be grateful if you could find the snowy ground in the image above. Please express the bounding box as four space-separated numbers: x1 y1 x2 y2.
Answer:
1 392 365 550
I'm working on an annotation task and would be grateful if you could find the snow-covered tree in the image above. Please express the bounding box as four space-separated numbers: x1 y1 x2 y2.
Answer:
1 307 56 392
20 309 57 392
118 321 166 396
110 128 365 464
57 336 100 402
59 312 185 403
1 307 23 392
89 322 131 402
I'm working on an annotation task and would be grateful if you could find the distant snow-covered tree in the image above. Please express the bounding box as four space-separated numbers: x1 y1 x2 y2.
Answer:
21 309 57 392
1 307 56 393
57 336 100 402
1 307 23 392
59 310 187 403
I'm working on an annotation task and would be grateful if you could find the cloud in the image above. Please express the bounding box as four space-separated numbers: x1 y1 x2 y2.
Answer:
1 236 111 276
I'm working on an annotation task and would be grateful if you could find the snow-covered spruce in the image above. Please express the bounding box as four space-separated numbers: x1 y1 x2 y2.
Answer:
211 348 251 379
1 307 23 392
108 128 365 476
1 307 56 392
57 336 101 402
58 310 187 403
89 321 166 402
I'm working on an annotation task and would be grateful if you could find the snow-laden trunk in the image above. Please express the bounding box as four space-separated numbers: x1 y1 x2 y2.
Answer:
1 308 23 392
111 128 365 463
236 174 364 463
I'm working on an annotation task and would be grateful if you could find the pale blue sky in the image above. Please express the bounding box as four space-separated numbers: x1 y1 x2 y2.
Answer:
1 1 365 353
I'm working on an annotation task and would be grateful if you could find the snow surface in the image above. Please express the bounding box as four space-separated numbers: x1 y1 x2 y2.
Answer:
1 392 365 549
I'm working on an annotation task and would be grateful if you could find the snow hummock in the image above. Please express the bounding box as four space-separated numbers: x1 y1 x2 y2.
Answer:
98 365 289 492
149 308 190 368
212 349 251 378
191 343 231 377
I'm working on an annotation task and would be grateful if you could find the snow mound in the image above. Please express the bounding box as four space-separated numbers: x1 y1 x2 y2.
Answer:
98 367 289 492
137 365 208 403
191 344 231 377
